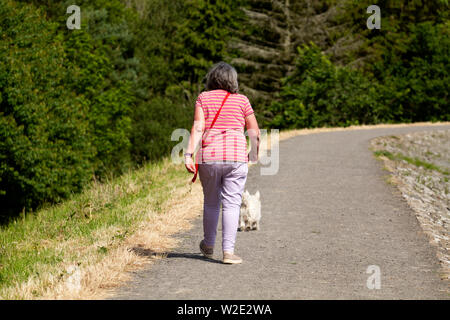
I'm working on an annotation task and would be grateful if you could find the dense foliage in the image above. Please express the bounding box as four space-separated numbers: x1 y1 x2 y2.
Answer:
266 0 449 128
0 1 94 217
267 44 386 128
1 0 448 221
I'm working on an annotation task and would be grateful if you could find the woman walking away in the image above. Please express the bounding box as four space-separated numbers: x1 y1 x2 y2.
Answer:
184 62 260 264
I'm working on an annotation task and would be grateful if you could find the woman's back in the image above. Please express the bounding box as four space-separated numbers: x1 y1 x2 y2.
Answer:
196 89 254 163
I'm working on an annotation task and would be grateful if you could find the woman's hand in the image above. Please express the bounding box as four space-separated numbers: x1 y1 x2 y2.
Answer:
185 156 196 173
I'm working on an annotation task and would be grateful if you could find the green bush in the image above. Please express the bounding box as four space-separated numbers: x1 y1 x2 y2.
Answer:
130 96 192 162
0 1 94 220
376 22 450 122
63 29 134 176
267 44 386 129
0 1 136 221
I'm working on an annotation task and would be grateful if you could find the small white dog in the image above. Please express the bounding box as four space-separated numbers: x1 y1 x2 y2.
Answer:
238 190 261 231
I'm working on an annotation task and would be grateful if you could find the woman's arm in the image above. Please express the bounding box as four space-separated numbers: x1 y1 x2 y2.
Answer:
185 105 205 173
245 113 260 162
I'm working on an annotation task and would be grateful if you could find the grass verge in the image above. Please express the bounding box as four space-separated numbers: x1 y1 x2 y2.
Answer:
0 157 203 299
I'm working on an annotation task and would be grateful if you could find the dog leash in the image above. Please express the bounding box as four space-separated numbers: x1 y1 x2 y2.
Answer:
191 91 231 183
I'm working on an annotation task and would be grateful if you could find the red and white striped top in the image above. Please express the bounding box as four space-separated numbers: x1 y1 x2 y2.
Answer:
195 89 254 163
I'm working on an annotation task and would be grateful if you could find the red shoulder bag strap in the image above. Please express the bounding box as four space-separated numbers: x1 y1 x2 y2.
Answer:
192 91 231 183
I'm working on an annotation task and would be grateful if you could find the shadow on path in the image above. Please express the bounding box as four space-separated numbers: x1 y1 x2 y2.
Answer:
131 247 222 264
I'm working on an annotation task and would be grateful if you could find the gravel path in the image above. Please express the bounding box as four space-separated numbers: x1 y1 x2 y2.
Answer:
112 125 450 299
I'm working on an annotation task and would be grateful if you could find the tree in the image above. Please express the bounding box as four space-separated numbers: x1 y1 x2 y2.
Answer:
0 1 94 220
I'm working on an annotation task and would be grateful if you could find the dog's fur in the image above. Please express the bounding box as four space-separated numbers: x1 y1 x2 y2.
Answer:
238 190 261 231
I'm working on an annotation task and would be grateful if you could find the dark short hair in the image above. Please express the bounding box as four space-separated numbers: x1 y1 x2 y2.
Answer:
205 62 239 93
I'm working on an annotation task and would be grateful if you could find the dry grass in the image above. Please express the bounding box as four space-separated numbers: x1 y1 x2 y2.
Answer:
62 181 203 300
2 121 448 300
0 158 203 300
